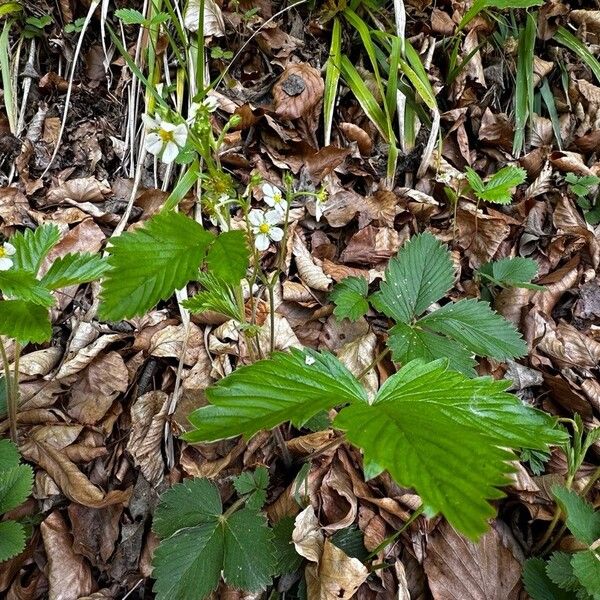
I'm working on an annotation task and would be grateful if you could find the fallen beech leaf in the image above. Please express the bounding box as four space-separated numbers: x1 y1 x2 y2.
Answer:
339 122 373 155
340 226 401 265
45 177 111 205
337 332 378 400
55 334 124 379
320 464 358 533
40 511 94 600
184 0 224 35
293 232 332 291
424 521 523 600
305 540 369 600
127 391 169 484
538 321 600 369
273 63 324 120
149 323 205 365
21 438 131 508
293 506 324 563
18 347 63 378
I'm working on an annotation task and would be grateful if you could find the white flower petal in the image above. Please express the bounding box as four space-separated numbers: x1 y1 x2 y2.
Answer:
173 124 188 146
255 233 270 251
262 183 278 199
160 121 176 132
315 202 323 222
3 242 16 256
273 202 287 215
161 141 179 164
265 209 280 225
203 96 218 112
142 113 159 130
264 196 275 208
248 209 265 227
145 133 164 155
269 227 283 242
0 257 13 270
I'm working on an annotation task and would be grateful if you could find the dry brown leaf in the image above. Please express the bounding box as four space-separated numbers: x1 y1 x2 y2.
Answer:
45 177 111 205
337 332 378 399
293 506 324 563
339 122 373 155
18 347 62 378
40 511 94 600
320 464 358 533
149 323 205 365
273 63 324 120
21 438 131 508
55 334 124 379
127 391 169 484
423 521 523 600
340 226 401 265
538 321 600 369
293 232 332 291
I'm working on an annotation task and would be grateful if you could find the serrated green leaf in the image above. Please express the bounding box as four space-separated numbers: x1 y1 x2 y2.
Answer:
546 552 581 592
205 231 249 285
114 7 146 24
553 486 600 546
479 257 542 289
523 558 574 600
330 276 369 322
272 517 303 576
0 439 19 471
234 466 269 496
153 478 222 539
333 359 565 539
370 233 454 323
184 348 367 443
99 211 214 320
418 298 527 360
41 253 108 290
467 166 527 204
152 521 223 600
387 320 477 376
10 225 61 275
0 269 53 306
0 464 33 513
222 508 275 592
0 520 26 563
0 300 51 343
572 551 600 598
183 272 242 321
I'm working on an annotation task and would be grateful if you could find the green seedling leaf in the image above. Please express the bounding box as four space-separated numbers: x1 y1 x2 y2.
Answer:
478 257 543 290
114 8 147 24
330 276 369 322
523 558 573 600
0 465 34 513
184 348 367 443
99 211 214 320
0 520 26 563
571 551 600 598
41 253 108 290
0 270 54 306
234 467 269 510
152 478 276 600
334 359 566 539
205 230 249 285
466 166 527 204
10 224 60 274
553 486 600 546
370 232 454 324
555 27 600 84
272 517 303 576
0 300 52 344
418 298 527 361
183 272 242 322
546 552 580 592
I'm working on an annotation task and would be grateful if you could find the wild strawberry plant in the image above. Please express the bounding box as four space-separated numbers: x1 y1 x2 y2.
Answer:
0 439 33 562
331 232 528 376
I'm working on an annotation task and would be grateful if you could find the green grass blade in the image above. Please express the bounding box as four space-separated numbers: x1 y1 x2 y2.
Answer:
554 26 600 84
539 78 562 150
513 12 536 156
323 18 341 146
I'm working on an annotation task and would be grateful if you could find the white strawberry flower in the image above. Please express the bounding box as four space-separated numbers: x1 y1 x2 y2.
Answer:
188 95 219 123
249 209 283 251
0 242 16 271
314 187 328 222
143 114 188 164
262 182 287 215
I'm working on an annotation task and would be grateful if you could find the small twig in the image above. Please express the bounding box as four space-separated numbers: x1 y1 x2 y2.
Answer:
357 348 390 381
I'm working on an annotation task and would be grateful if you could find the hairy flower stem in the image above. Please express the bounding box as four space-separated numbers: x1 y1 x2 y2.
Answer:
0 337 18 443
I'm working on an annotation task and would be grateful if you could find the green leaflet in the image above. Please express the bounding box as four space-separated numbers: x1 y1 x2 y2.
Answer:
0 521 26 563
0 300 52 344
571 551 600 598
553 486 600 546
10 224 60 274
465 165 527 204
0 270 54 306
151 478 276 600
0 464 34 513
478 256 543 290
99 211 214 320
40 253 108 290
204 230 249 285
523 558 574 600
330 276 370 322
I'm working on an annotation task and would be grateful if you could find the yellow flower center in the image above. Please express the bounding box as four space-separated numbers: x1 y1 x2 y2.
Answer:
0 247 5 258
258 223 270 234
273 193 282 204
158 129 175 143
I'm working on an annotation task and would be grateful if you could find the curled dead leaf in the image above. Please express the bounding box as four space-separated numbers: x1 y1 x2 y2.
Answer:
293 232 332 291
273 63 324 120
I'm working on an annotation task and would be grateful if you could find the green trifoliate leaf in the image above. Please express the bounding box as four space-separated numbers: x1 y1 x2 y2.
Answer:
546 552 581 592
99 211 214 320
184 348 367 443
114 7 146 24
40 253 108 290
152 520 224 600
572 551 600 598
523 558 574 600
0 300 52 343
466 165 527 204
553 486 600 546
153 478 222 539
0 440 20 471
10 224 60 274
330 276 369 322
370 232 454 323
0 464 33 513
0 269 54 306
387 320 477 376
333 359 566 539
0 520 26 563
222 508 275 592
205 230 250 285
233 466 269 496
478 257 543 290
183 272 243 321
417 298 527 360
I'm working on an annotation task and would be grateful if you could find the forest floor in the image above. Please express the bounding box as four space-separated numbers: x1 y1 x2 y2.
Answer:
0 0 599 598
